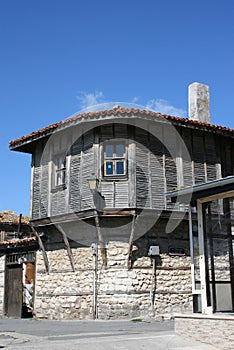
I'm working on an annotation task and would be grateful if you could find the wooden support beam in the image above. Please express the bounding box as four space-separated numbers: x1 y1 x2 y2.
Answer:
127 215 136 269
57 224 75 272
17 213 22 238
30 225 50 274
94 213 107 268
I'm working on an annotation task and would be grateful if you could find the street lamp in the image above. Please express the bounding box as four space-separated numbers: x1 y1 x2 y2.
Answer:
87 174 103 320
87 175 99 192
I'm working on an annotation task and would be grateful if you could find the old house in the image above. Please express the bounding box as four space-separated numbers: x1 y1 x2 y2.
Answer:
0 211 36 318
8 82 234 320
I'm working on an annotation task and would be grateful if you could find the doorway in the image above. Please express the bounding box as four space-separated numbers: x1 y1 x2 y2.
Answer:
4 252 35 318
4 264 22 317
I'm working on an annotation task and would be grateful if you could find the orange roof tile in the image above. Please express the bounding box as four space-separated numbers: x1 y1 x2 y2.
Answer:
0 236 36 247
0 211 29 224
9 107 234 149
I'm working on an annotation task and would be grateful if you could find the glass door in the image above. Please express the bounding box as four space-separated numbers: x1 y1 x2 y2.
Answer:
203 198 234 313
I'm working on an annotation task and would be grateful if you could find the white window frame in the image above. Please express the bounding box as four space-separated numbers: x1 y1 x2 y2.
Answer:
54 154 67 187
103 141 127 177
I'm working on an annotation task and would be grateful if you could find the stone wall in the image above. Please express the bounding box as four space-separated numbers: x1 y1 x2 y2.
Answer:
175 314 234 349
34 240 193 320
0 256 5 316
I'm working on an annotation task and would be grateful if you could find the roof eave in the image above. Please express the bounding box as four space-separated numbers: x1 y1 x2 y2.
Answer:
9 133 51 153
166 176 234 204
9 109 234 152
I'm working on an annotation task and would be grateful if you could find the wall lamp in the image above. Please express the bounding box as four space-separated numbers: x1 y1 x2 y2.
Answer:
87 175 99 193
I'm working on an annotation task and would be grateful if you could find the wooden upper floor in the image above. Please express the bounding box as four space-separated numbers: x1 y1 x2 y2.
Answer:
9 108 234 221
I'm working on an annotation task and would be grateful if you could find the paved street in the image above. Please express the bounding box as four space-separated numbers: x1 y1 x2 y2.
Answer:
0 318 220 349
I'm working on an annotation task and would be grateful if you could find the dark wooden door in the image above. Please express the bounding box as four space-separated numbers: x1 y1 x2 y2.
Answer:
5 265 23 317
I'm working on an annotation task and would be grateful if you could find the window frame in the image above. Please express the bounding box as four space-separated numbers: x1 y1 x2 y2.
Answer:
53 153 67 189
103 140 127 178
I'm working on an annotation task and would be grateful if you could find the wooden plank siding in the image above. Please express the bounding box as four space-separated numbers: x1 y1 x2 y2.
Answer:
30 122 232 221
40 143 49 218
69 138 82 212
149 132 165 210
205 133 218 182
221 136 234 177
181 128 193 187
31 147 42 219
135 127 151 208
192 130 206 184
80 130 95 210
69 137 82 212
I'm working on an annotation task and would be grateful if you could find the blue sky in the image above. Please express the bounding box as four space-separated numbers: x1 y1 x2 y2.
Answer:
1 0 234 215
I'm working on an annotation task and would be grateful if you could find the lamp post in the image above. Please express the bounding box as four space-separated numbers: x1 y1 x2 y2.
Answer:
87 175 106 264
88 175 101 213
87 175 106 319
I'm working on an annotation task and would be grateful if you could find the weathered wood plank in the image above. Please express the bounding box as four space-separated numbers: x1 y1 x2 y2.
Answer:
94 214 107 268
192 131 206 184
30 225 50 274
57 224 75 272
32 149 42 220
205 133 217 182
127 215 136 269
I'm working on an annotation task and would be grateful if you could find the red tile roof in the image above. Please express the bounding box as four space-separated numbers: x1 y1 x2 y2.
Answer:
0 236 37 247
0 211 29 224
9 107 234 149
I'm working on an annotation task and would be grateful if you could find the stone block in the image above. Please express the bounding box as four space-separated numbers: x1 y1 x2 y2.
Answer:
67 296 77 303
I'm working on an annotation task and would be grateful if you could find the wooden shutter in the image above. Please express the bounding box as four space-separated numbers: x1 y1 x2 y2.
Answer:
205 134 217 182
135 128 151 208
193 132 206 184
40 152 49 218
181 128 193 187
101 181 114 208
149 133 165 210
81 131 94 210
51 190 67 216
115 181 129 207
32 150 41 219
69 138 82 211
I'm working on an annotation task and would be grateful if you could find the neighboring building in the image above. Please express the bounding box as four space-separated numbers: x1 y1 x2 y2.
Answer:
8 83 234 319
0 211 36 318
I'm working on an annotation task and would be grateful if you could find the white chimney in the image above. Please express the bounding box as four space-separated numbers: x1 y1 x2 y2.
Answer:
188 82 210 123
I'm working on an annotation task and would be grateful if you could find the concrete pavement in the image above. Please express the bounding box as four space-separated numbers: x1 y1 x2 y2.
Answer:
0 318 220 349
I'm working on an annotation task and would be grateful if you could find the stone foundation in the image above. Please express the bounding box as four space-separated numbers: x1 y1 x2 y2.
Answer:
34 241 193 319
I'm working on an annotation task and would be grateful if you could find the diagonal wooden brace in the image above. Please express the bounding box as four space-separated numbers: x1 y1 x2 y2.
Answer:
30 224 50 274
57 224 75 272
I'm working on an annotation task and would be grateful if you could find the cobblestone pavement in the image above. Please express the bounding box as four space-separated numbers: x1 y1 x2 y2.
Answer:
0 318 220 349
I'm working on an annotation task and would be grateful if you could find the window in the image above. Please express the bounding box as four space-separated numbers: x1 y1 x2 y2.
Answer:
54 155 67 187
104 142 126 177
